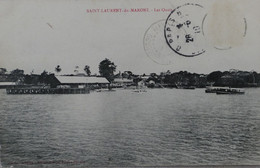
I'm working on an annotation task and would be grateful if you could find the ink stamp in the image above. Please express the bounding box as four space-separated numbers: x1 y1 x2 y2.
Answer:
143 20 174 65
164 3 207 57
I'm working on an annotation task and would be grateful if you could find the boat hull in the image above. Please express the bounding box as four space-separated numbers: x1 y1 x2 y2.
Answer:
216 90 245 95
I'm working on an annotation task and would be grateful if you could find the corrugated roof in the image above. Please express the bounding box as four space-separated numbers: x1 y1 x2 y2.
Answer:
56 76 109 84
0 82 16 86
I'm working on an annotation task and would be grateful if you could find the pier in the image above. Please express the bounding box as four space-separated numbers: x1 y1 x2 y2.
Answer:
6 88 90 94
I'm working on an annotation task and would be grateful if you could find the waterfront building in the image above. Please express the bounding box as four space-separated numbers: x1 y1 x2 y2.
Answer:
54 76 110 89
113 78 134 87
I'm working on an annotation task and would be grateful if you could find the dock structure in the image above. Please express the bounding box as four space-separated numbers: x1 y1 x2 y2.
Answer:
6 88 90 94
5 75 110 94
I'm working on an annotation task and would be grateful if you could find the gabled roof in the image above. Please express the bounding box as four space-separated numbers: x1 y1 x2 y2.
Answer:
56 76 109 84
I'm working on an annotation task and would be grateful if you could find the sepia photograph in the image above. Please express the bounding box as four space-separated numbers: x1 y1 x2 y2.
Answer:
0 0 260 167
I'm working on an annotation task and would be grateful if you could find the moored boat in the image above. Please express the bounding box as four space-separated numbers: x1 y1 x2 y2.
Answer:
182 86 196 89
205 86 230 93
216 88 245 94
176 83 196 89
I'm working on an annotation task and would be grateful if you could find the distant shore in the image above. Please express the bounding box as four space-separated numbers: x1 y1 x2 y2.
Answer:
0 69 260 89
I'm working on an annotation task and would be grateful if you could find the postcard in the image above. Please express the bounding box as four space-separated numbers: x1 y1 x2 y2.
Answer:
0 0 259 167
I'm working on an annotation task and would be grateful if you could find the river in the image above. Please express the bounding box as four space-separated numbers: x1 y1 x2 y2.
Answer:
0 88 260 167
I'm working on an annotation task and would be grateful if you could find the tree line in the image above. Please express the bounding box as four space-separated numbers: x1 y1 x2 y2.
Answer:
0 59 260 87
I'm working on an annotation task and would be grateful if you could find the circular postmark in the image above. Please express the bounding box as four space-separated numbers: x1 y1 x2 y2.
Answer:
201 0 247 50
164 3 207 57
143 20 175 65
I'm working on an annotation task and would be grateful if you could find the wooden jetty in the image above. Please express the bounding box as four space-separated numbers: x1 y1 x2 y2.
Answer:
6 88 90 94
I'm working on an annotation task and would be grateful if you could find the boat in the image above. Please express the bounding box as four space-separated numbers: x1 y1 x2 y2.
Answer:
216 88 245 94
176 86 196 89
205 86 230 93
175 83 195 89
182 86 195 89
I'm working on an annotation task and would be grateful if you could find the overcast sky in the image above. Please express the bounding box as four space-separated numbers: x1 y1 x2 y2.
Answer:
0 0 259 75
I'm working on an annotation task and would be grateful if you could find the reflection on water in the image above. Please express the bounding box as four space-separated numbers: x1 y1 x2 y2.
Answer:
0 88 260 167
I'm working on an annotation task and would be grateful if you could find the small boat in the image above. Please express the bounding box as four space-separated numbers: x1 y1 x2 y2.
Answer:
175 82 195 89
216 88 245 94
205 86 230 93
182 86 196 89
176 84 195 89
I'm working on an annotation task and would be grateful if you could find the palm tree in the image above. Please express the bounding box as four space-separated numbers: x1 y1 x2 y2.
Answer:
74 66 79 74
84 65 91 76
55 65 61 73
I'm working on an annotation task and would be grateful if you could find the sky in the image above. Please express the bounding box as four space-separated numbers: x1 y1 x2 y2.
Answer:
0 0 259 75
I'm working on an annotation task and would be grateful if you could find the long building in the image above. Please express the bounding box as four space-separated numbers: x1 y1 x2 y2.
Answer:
54 76 110 88
6 76 110 94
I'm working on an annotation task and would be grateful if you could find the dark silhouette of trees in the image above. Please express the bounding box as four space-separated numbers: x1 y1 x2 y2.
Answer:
39 70 49 84
0 68 7 74
207 71 223 83
84 65 91 76
122 71 133 79
148 73 160 83
24 75 33 84
11 69 24 76
99 58 116 82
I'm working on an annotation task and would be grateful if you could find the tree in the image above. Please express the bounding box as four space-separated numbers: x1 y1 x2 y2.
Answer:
84 65 91 76
166 70 171 75
11 69 24 75
0 68 7 75
39 70 49 83
9 69 24 83
74 66 79 74
150 73 158 78
24 75 33 84
30 69 34 75
55 65 61 73
99 58 116 82
207 71 223 83
122 71 133 79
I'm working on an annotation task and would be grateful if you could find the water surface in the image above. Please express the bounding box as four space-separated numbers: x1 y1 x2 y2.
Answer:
0 88 260 167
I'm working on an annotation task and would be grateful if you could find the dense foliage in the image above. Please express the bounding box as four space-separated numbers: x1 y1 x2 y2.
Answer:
98 58 116 82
